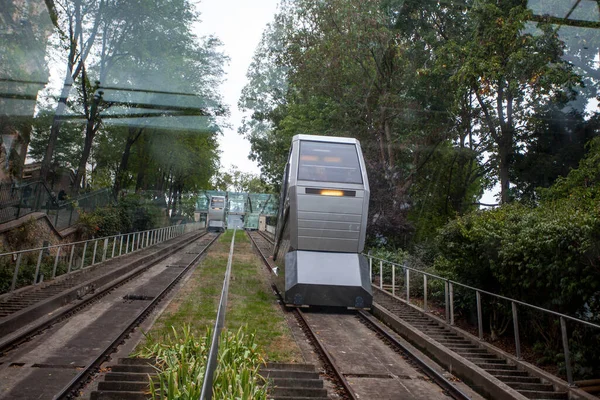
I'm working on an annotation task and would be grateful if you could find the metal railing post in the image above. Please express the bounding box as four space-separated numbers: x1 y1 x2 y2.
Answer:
476 291 483 340
449 282 454 325
369 257 372 281
145 231 149 247
81 242 88 269
68 245 75 273
423 275 428 312
444 281 450 323
112 237 116 258
406 267 410 304
102 238 108 262
391 264 395 296
11 253 23 292
560 316 574 386
379 260 383 290
92 240 98 265
119 235 123 256
125 234 130 254
512 302 521 359
137 232 141 249
34 249 44 284
52 247 61 279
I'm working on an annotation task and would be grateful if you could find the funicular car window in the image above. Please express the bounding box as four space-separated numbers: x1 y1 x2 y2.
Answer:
298 141 363 184
211 197 224 208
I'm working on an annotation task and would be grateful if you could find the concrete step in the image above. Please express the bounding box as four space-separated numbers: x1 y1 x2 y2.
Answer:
98 381 149 391
111 365 156 374
437 338 471 344
90 391 150 400
455 351 495 358
117 358 155 365
266 363 316 372
271 397 329 400
445 343 478 349
261 369 320 380
487 369 529 377
507 382 556 392
418 327 448 332
412 324 445 329
272 387 328 398
476 363 517 370
104 372 152 382
269 378 324 388
465 357 506 364
495 375 541 384
517 389 568 399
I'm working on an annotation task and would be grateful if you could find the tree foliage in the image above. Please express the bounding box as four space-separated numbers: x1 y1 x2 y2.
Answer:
241 0 597 245
434 138 600 373
26 0 227 221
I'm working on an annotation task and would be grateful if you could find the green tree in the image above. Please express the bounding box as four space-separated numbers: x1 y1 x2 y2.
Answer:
440 0 580 203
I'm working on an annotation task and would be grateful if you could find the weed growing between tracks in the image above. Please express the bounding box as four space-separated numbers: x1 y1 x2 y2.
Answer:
136 233 230 349
137 230 301 362
136 325 268 399
227 230 302 362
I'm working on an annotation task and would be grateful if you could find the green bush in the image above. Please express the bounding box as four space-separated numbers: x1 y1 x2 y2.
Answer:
76 194 165 239
432 138 600 376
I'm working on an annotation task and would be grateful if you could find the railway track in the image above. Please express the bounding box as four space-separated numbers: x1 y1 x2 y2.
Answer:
0 229 208 350
0 231 219 400
248 230 472 400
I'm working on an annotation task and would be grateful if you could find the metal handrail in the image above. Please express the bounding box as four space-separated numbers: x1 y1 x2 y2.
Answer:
200 228 236 400
367 253 600 386
0 222 203 294
366 254 600 330
0 224 181 257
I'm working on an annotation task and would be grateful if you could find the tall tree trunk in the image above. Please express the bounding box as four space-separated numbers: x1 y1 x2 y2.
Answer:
40 0 105 182
384 118 394 168
41 70 72 182
170 181 178 217
114 127 143 196
136 154 147 192
73 81 101 192
498 135 512 204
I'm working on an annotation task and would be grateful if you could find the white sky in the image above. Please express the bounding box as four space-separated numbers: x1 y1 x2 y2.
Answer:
193 0 279 176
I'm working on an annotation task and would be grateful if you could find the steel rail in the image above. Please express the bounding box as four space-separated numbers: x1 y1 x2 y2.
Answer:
295 307 359 400
0 231 210 356
357 310 471 400
200 229 236 400
246 231 359 400
256 229 274 245
54 232 220 400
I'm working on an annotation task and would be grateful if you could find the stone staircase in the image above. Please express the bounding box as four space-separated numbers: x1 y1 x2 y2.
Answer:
376 292 568 400
261 362 329 400
91 358 155 400
90 359 329 400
